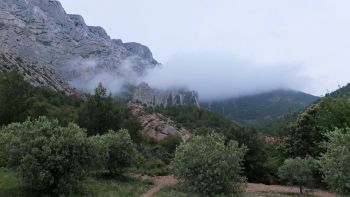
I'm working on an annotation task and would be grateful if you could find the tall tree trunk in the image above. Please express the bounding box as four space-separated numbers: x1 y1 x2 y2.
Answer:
299 185 303 194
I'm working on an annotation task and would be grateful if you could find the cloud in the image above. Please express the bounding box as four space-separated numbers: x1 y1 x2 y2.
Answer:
143 52 312 101
61 57 142 94
60 53 312 102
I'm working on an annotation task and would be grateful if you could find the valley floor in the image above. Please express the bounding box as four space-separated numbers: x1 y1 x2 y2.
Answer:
0 168 334 197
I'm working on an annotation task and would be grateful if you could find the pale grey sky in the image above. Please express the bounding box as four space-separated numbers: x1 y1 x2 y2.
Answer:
59 0 350 97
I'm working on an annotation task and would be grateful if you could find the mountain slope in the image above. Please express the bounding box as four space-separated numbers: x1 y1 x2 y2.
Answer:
0 0 158 85
201 89 319 132
327 83 350 98
0 53 75 94
283 83 350 157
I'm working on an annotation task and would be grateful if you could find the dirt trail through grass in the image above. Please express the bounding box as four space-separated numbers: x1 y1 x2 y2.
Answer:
141 176 334 197
141 176 177 197
246 183 334 197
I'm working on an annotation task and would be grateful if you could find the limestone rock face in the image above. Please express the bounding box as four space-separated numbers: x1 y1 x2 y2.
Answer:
128 102 191 141
0 0 159 85
0 54 76 94
132 82 200 108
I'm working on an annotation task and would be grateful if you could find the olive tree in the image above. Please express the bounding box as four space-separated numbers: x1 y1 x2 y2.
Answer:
278 157 316 194
171 132 247 196
90 129 136 176
319 128 350 195
0 117 93 195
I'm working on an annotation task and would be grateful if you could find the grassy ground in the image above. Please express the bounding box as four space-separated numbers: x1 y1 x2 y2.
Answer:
154 185 317 197
0 168 22 197
78 175 153 197
0 168 153 197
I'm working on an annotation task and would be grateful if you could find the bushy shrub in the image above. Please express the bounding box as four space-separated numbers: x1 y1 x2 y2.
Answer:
88 134 109 171
0 117 93 195
171 132 247 196
90 129 136 176
158 134 183 164
278 157 316 193
319 128 350 195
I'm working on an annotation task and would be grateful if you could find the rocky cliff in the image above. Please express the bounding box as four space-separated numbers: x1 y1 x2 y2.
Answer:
0 0 159 90
132 82 200 108
128 102 191 141
0 53 75 94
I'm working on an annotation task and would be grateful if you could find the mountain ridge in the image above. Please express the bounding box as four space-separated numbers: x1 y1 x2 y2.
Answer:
201 89 319 132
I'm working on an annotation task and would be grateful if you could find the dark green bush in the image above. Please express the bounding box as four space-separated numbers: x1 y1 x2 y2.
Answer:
0 117 93 195
0 70 31 125
78 83 142 143
90 129 136 176
171 132 247 196
159 134 182 154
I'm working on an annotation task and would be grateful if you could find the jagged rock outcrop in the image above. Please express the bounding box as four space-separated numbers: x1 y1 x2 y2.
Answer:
0 53 76 94
0 0 159 86
128 102 191 141
132 82 200 108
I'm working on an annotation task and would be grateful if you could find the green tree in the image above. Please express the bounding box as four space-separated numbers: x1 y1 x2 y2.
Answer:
171 132 247 196
278 157 316 194
91 129 136 176
0 117 93 195
319 128 350 195
286 98 350 158
285 104 324 157
0 70 31 125
78 83 121 135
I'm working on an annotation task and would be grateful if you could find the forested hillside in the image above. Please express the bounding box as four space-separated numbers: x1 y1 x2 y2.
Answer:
201 90 319 133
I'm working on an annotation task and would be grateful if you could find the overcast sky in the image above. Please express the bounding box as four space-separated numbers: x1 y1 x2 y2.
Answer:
59 0 350 97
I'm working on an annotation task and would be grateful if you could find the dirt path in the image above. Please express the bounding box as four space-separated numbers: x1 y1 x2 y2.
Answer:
247 183 335 197
141 176 177 197
141 176 334 197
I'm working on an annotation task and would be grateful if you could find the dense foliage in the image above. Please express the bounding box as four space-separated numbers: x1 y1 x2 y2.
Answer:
273 84 350 190
0 71 141 142
134 134 183 176
172 132 247 196
319 128 350 195
278 157 316 194
0 117 140 195
0 117 93 195
0 70 31 125
285 97 350 158
266 111 298 136
0 70 81 126
93 129 136 176
77 83 142 141
150 105 267 182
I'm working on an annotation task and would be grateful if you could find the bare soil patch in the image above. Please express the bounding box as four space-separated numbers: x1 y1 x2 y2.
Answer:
247 183 334 197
